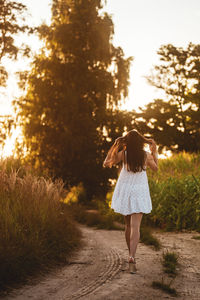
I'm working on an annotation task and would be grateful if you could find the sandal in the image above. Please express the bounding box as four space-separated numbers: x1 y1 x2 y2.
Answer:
129 256 137 274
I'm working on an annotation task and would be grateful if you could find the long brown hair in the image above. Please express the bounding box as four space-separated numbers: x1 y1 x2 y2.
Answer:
107 130 152 172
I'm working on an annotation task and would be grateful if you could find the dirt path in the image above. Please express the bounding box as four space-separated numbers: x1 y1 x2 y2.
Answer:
3 226 200 300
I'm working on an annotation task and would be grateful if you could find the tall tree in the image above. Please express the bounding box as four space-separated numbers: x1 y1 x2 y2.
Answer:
0 0 29 85
0 0 29 147
136 43 200 152
17 0 132 197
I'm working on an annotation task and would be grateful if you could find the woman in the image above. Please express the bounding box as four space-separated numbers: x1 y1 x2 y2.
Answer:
103 129 158 274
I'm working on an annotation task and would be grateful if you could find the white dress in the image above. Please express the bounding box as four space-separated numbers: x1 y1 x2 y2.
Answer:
111 156 152 216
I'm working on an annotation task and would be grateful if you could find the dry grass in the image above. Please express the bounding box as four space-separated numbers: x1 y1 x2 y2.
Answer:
0 158 81 290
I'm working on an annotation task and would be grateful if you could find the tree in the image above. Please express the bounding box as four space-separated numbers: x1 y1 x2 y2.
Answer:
0 0 30 148
17 0 132 198
137 43 200 152
0 0 29 86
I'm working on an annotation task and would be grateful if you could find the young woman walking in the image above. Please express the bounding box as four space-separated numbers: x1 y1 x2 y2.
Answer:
103 129 158 273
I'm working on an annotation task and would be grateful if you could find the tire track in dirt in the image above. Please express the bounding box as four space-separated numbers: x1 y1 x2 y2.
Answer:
66 248 123 299
4 226 124 300
3 227 200 300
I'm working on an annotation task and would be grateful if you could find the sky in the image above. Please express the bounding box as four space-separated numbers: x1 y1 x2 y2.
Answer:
1 0 200 154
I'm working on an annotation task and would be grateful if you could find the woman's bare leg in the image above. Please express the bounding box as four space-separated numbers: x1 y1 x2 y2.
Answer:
124 215 131 252
129 213 143 259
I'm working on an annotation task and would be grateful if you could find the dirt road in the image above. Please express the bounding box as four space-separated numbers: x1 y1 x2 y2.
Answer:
4 226 200 300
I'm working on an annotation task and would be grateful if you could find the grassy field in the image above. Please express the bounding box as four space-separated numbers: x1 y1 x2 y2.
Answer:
147 152 200 231
0 158 81 290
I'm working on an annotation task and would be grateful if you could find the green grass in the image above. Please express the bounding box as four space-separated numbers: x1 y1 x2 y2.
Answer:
152 250 179 296
140 226 161 250
148 152 200 181
192 235 200 240
0 158 81 291
145 152 200 231
152 280 178 296
162 251 179 276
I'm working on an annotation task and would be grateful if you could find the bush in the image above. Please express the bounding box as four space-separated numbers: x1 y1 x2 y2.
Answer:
0 159 81 289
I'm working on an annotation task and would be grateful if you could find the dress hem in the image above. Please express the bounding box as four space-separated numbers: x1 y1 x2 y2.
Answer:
111 207 152 216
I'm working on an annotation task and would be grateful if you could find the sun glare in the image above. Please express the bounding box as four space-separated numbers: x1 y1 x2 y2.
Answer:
1 128 21 158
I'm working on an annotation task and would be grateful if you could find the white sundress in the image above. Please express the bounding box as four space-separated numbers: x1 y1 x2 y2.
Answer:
111 153 152 216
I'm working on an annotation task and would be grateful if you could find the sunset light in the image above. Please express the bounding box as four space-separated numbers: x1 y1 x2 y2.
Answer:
1 0 200 294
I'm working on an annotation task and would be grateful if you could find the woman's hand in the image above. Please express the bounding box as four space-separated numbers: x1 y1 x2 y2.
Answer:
149 139 157 153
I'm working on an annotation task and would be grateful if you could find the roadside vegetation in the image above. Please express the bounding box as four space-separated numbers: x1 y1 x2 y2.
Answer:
162 251 179 276
148 152 200 231
152 250 179 296
152 279 177 297
0 158 81 291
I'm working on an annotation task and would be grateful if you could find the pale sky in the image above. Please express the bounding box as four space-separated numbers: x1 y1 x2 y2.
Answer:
1 0 200 115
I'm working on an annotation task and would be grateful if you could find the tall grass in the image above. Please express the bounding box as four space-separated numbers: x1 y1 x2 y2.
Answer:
0 158 81 290
147 152 200 231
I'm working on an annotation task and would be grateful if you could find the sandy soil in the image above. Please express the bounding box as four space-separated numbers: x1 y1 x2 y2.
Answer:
3 225 200 300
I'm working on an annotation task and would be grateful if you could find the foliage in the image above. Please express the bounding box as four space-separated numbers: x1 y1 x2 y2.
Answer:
0 0 31 147
0 157 81 290
162 251 179 276
63 182 87 204
147 153 200 231
0 0 30 85
67 202 121 230
152 250 179 296
17 0 132 199
0 115 14 148
135 43 200 152
140 226 161 250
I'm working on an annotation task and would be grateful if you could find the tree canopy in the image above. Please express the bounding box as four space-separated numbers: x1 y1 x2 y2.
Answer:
0 0 29 85
135 43 200 152
0 0 30 148
17 0 132 198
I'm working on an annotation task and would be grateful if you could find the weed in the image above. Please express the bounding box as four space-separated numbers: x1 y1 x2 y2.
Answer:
162 251 179 275
152 279 177 296
140 226 161 250
192 235 200 240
